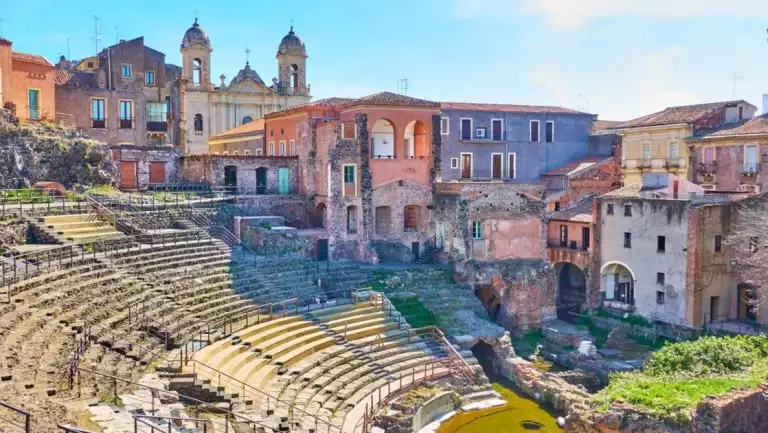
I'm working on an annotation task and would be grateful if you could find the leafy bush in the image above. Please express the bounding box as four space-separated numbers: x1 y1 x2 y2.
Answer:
644 335 768 376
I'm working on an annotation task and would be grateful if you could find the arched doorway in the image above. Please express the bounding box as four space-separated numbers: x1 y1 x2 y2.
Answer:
314 203 327 228
476 285 502 322
255 167 267 194
371 119 395 158
600 261 635 307
224 165 237 193
555 262 587 322
404 120 428 158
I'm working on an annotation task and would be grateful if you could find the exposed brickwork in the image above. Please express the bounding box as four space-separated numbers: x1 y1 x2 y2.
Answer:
110 145 180 189
180 155 298 194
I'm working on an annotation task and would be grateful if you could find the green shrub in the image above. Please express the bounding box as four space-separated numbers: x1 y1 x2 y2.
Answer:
578 316 609 347
644 335 768 377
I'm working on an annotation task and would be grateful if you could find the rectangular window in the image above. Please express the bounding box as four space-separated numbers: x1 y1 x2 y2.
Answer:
715 235 722 252
642 143 651 160
491 119 503 141
149 161 166 184
268 142 275 156
27 89 40 120
145 70 155 86
669 142 679 160
624 204 632 217
289 139 296 156
508 153 516 179
559 225 568 247
606 203 614 215
545 121 554 143
440 117 449 135
119 100 133 129
623 232 631 248
530 120 540 142
347 206 358 233
472 221 483 240
744 145 758 172
703 147 714 164
460 118 472 140
343 164 356 196
450 157 459 169
554 202 560 211
656 272 665 285
121 63 132 78
91 98 105 128
279 140 286 156
657 235 666 253
342 122 355 139
145 102 168 123
656 291 665 305
404 205 419 232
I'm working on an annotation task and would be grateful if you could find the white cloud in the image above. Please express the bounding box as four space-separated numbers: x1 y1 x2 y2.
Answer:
454 0 768 29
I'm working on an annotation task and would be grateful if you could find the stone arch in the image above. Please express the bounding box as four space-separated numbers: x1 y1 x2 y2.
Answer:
371 118 395 158
314 202 327 229
404 120 428 158
194 113 203 132
224 165 237 191
554 262 587 322
255 167 268 194
375 206 392 235
476 285 502 321
192 58 202 84
403 204 420 232
289 64 299 89
600 260 636 306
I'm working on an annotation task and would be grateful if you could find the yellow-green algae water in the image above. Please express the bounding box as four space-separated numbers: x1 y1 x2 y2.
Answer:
437 382 564 433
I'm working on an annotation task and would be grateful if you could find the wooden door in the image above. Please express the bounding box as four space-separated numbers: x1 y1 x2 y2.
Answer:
461 154 472 179
149 162 166 184
120 161 137 189
491 154 502 179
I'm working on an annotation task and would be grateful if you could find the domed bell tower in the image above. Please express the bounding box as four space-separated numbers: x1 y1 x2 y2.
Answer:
181 18 214 90
276 26 308 96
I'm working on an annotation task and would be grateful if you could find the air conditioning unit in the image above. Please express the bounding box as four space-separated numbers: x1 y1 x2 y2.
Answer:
700 184 715 191
475 127 486 139
738 184 760 193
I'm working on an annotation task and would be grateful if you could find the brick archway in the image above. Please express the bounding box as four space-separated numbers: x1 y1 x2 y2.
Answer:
554 262 587 323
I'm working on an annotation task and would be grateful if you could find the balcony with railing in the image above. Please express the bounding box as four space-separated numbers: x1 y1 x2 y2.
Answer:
622 158 688 171
146 121 168 132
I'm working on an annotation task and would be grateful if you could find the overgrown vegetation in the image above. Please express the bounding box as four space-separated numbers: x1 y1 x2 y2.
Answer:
511 330 543 359
593 307 651 328
85 185 121 196
594 335 768 421
98 393 124 407
389 297 437 328
578 316 609 347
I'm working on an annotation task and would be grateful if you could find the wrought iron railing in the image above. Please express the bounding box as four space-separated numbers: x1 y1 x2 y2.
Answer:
0 400 31 433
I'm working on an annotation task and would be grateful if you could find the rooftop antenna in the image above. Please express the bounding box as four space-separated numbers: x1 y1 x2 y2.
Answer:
732 73 743 99
115 25 119 44
0 17 9 38
396 78 409 95
66 37 71 60
91 15 102 55
193 9 199 23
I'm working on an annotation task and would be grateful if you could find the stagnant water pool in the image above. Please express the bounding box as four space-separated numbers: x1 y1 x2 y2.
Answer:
436 342 564 433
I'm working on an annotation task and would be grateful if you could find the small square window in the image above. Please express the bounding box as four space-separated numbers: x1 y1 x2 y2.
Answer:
450 158 459 169
656 291 665 305
624 204 632 217
715 235 722 252
657 235 666 253
657 272 665 285
623 232 631 248
606 203 614 215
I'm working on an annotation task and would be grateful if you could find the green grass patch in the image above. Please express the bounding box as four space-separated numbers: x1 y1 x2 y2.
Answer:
593 307 651 328
630 334 667 351
86 185 121 196
512 330 543 359
98 393 124 407
594 335 768 421
389 297 437 328
578 316 609 347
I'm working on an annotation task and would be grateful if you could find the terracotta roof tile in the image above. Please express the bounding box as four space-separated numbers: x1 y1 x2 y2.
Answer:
264 97 354 119
542 156 611 177
549 196 594 223
12 51 53 67
342 91 439 108
209 118 265 141
611 100 750 129
441 102 589 115
54 69 96 88
694 114 768 138
602 184 643 198
594 120 622 131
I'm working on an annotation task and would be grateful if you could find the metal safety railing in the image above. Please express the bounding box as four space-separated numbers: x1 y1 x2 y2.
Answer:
0 400 31 433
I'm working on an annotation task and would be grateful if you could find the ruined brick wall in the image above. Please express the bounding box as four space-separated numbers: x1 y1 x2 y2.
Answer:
180 155 298 194
110 146 180 188
693 384 768 433
470 260 557 332
242 226 313 257
327 132 364 260
223 196 310 228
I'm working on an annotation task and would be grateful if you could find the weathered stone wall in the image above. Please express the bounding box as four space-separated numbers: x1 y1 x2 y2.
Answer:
180 155 299 194
110 145 180 189
242 226 312 257
221 196 311 229
694 384 768 433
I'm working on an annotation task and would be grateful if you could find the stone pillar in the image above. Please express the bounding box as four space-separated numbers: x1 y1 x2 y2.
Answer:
431 114 442 186
178 77 188 154
357 113 374 261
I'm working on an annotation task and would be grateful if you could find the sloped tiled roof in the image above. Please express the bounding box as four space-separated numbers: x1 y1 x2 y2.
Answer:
342 91 439 108
441 101 589 115
549 196 594 223
264 97 355 119
12 52 53 67
594 120 622 132
54 69 97 88
542 156 611 177
602 184 644 198
611 101 749 129
694 114 768 138
209 118 265 141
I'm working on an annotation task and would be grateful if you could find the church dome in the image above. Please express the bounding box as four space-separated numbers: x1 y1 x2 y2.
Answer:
182 18 211 49
277 27 306 56
229 61 265 87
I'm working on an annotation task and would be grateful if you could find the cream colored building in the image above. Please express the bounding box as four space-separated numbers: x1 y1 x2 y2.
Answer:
612 101 756 185
179 20 311 154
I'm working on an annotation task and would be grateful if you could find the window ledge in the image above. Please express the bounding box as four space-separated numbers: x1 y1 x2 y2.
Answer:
459 139 504 144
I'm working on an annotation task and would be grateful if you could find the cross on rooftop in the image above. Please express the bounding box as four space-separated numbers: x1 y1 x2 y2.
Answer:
245 47 251 64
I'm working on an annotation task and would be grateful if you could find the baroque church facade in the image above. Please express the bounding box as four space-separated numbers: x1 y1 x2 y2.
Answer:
179 19 311 154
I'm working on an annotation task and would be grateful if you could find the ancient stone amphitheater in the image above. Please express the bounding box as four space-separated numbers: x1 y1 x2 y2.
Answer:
0 196 490 433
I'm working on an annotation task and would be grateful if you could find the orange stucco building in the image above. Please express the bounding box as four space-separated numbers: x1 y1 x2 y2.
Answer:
0 38 55 122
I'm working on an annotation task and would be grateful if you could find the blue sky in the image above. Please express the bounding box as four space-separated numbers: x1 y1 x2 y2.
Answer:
3 0 768 120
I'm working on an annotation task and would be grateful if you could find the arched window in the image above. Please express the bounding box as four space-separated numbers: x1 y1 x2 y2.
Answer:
375 206 391 235
371 119 395 158
192 58 202 84
347 206 358 234
289 64 299 89
404 205 420 231
242 116 253 124
194 114 203 132
405 120 428 158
